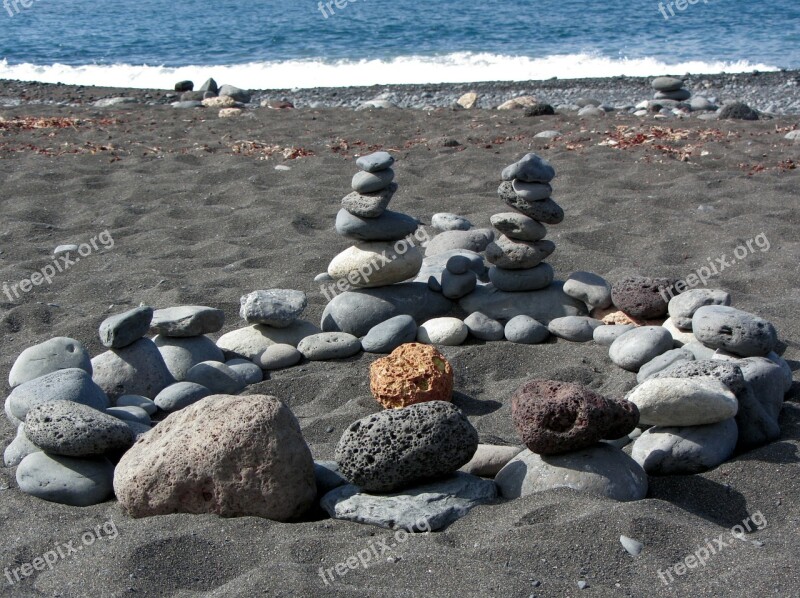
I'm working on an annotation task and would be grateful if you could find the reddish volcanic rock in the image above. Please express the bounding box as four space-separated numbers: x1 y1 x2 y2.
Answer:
511 379 639 454
611 276 677 319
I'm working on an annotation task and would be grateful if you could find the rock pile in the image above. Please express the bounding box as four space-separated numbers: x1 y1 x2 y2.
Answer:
327 151 423 290
651 76 691 102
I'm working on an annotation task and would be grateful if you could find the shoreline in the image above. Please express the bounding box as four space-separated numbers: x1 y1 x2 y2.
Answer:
1 69 799 113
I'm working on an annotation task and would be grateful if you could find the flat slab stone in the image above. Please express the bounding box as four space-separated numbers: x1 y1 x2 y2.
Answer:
335 208 418 242
458 282 588 324
150 306 225 337
320 473 497 532
216 320 320 360
7 368 110 421
356 151 394 173
239 289 307 327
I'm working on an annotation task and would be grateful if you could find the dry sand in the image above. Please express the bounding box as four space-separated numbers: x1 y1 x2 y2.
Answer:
0 96 798 597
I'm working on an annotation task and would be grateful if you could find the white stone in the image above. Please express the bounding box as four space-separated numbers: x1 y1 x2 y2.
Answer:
327 242 423 289
663 318 697 347
625 378 738 426
417 317 468 346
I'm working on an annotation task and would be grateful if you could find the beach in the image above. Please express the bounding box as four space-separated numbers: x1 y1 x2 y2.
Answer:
1 79 799 597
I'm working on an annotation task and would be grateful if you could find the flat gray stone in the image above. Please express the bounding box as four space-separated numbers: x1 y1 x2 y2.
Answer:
652 76 684 92
692 305 777 357
154 334 225 381
352 169 395 193
609 326 674 372
431 213 472 232
356 151 394 172
497 182 564 224
99 306 153 349
239 289 307 327
25 401 133 457
3 424 41 467
501 153 556 183
92 338 175 400
298 332 361 360
464 312 505 341
217 84 250 103
150 306 225 337
593 324 634 347
115 395 157 415
341 183 397 218
668 289 731 330
335 208 418 242
459 282 588 324
257 344 303 370
547 316 603 342
654 89 691 101
7 368 110 422
490 212 547 242
631 418 738 475
225 358 263 384
488 262 554 292
154 381 211 412
185 361 246 394
16 452 115 506
361 315 418 353
321 473 497 532
495 445 647 502
322 283 454 337
424 229 494 257
563 272 612 309
512 180 552 201
485 236 555 269
9 337 92 388
505 316 549 344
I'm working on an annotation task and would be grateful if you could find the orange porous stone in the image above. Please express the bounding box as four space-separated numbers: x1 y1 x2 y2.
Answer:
369 343 454 409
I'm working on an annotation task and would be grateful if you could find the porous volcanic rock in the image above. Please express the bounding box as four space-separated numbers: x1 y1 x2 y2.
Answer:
369 343 454 409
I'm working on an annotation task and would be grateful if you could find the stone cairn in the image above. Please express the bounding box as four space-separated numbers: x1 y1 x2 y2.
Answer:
651 76 691 102
324 151 423 294
486 153 562 292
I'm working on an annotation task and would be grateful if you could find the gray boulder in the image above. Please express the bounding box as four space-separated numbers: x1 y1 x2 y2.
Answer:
154 381 211 412
239 289 307 327
692 305 777 357
631 418 738 475
185 361 246 394
297 333 362 360
464 312 505 341
494 445 647 502
667 289 731 330
609 326 674 372
636 348 695 383
424 229 494 257
548 316 603 342
92 338 175 399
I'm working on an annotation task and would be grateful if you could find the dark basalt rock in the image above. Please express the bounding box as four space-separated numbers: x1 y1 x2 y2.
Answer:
611 276 677 318
335 401 478 493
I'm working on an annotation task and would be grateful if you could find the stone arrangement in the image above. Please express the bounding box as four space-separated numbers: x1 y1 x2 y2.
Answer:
651 76 691 102
2 152 794 535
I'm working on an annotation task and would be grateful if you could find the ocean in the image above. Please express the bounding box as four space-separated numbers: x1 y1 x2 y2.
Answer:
0 0 797 89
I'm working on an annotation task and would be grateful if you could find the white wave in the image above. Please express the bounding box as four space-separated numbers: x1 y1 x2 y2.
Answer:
0 52 780 90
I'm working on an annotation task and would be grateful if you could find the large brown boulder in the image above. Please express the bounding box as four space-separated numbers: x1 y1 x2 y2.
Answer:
369 343 453 409
113 394 315 520
512 380 639 455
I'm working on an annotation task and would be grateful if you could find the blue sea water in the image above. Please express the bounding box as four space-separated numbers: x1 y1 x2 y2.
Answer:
0 0 797 88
